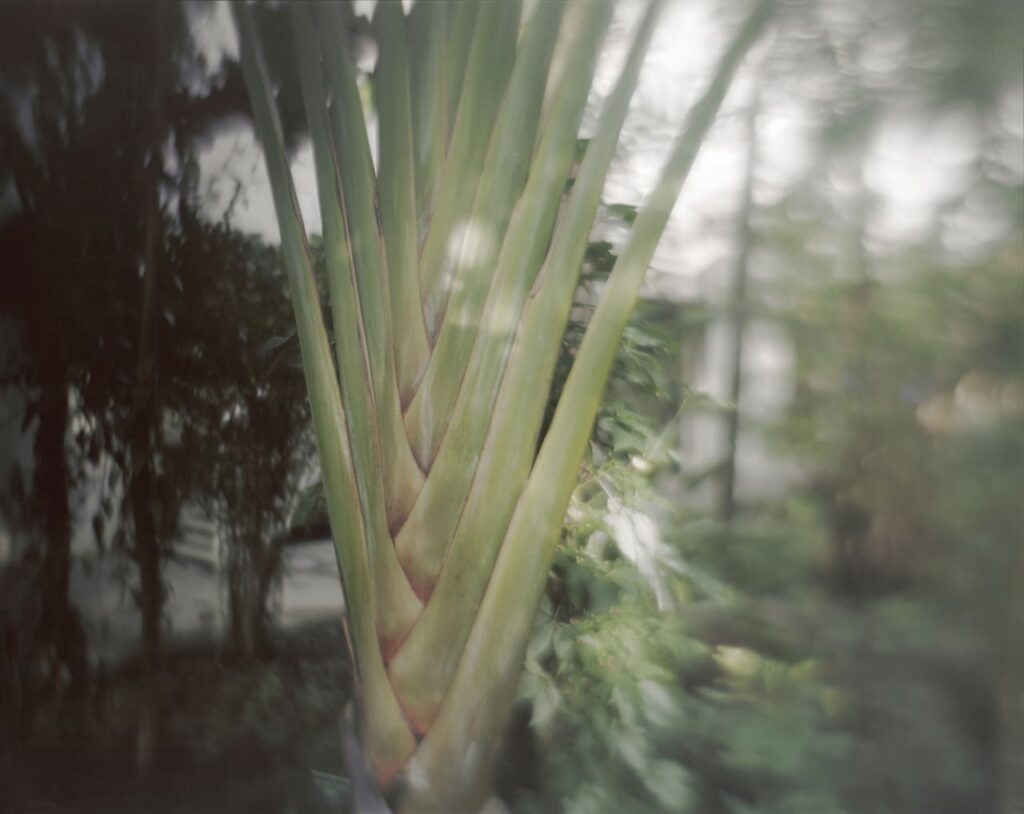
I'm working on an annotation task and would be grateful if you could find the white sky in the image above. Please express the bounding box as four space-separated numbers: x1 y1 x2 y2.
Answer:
187 0 1016 301
3 0 1018 558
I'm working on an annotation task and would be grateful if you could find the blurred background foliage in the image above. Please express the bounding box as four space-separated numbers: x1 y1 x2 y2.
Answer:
0 0 1021 812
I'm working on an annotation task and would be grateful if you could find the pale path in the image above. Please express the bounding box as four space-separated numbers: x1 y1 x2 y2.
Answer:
69 538 344 667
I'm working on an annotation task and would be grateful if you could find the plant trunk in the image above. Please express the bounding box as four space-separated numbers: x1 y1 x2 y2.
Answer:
718 89 758 523
253 536 284 653
998 547 1024 814
35 359 71 649
227 550 259 658
228 588 258 658
130 5 167 765
129 454 162 771
231 1 772 807
24 346 86 736
227 531 282 658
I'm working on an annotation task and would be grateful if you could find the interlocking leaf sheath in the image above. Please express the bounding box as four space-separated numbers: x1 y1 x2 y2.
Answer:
235 1 770 809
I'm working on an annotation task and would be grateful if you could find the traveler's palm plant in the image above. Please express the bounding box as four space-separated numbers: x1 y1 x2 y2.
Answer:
235 0 769 809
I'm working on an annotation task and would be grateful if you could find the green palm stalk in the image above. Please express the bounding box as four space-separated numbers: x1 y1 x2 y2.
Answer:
234 1 771 810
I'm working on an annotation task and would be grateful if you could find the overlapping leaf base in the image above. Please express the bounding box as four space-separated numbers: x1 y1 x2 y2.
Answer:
235 1 770 810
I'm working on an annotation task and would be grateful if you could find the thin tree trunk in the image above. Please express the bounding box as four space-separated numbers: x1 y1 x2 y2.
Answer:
27 341 88 724
718 90 759 522
129 455 161 770
129 219 162 768
227 538 258 659
227 531 282 658
129 4 167 771
252 534 285 653
226 524 249 657
228 586 257 658
35 359 70 638
999 544 1024 814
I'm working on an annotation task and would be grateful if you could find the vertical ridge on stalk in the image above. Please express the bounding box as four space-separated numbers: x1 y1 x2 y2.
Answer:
376 0 432 408
233 3 417 781
416 0 520 342
400 0 563 480
313 2 425 528
406 0 448 252
387 0 659 733
407 6 772 808
291 3 422 651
